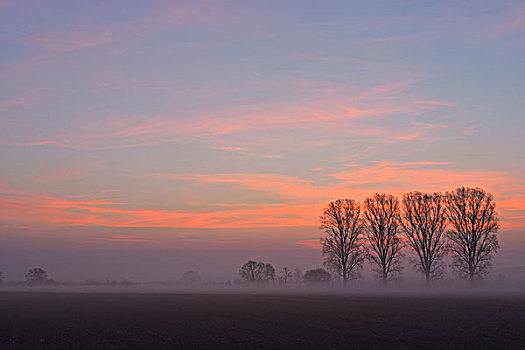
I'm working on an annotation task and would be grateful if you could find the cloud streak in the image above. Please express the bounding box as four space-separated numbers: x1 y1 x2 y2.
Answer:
2 79 456 151
1 162 523 230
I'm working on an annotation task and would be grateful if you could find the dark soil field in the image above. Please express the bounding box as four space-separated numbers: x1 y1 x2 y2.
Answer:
0 292 524 349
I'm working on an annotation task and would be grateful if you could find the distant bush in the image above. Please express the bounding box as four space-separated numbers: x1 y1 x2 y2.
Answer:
180 271 201 285
303 268 332 284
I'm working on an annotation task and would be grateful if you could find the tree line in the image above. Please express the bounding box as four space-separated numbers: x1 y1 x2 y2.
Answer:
239 261 333 285
320 187 499 284
239 187 500 285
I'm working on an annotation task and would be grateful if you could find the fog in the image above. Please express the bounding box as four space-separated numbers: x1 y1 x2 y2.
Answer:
1 283 525 303
1 226 525 283
1 225 525 297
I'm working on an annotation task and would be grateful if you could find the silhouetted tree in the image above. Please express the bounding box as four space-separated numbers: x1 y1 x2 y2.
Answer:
401 192 448 283
364 194 403 283
280 267 293 284
446 187 499 280
303 268 332 284
180 270 201 285
239 261 276 283
239 261 258 282
320 199 365 284
0 271 4 283
264 263 276 282
26 267 49 284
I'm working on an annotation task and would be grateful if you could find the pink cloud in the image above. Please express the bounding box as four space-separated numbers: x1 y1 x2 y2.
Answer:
414 100 456 107
481 5 525 38
96 235 148 243
4 1 228 75
295 239 321 249
0 140 57 147
6 79 456 151
210 146 245 151
1 161 523 230
0 92 46 111
27 31 113 53
396 121 449 141
461 123 480 135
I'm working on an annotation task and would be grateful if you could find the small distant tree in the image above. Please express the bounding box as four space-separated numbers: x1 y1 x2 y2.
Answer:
303 268 332 284
364 194 404 284
0 271 4 284
320 199 365 285
239 261 276 284
180 270 201 285
446 187 499 280
26 267 49 284
240 261 258 282
401 192 448 283
263 263 276 282
280 267 293 284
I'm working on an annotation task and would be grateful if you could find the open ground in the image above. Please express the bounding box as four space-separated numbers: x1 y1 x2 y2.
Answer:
0 291 524 349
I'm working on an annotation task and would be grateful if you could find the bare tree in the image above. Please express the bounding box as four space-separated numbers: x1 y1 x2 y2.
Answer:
239 261 276 284
263 263 276 282
401 192 448 283
239 261 259 283
364 194 403 283
320 199 365 284
280 267 292 284
446 187 499 280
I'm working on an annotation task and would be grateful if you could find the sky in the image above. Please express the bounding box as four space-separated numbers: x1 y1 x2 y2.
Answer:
0 0 524 282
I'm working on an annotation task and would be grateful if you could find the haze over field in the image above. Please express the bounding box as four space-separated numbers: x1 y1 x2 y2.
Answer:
1 0 524 283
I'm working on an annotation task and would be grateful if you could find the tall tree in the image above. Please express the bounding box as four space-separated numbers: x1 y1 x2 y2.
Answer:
364 194 403 283
320 199 365 284
446 187 499 280
401 192 448 283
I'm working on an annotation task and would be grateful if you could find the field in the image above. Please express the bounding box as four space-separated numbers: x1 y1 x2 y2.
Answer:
0 291 524 349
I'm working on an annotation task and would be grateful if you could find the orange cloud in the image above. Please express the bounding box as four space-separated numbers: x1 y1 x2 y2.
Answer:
0 189 317 229
1 161 523 231
96 235 148 243
295 239 321 249
211 146 245 151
